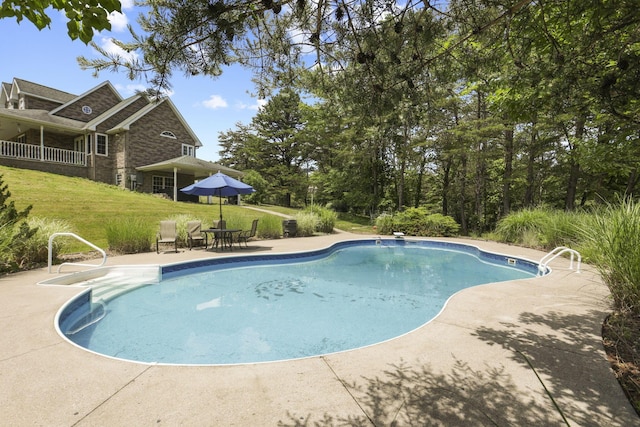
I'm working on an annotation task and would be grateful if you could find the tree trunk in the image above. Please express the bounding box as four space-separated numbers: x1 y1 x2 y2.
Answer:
524 126 537 207
625 167 639 199
502 127 514 216
565 116 585 211
414 147 428 208
442 156 452 216
459 151 468 235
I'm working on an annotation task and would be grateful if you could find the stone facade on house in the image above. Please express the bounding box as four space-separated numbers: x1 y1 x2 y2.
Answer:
0 78 243 200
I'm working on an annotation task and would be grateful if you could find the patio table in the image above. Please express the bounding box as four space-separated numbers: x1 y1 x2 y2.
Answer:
203 228 241 251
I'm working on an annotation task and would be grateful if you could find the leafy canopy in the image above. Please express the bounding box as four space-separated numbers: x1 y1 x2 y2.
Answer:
0 0 122 43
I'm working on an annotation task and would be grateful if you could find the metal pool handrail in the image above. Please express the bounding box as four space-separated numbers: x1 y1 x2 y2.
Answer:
538 246 581 276
48 232 107 273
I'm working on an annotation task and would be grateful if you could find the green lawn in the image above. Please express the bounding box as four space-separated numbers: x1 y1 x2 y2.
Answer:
1 166 281 252
1 166 372 252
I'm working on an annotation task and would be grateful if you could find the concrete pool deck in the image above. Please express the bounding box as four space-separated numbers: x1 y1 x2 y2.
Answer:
0 232 637 426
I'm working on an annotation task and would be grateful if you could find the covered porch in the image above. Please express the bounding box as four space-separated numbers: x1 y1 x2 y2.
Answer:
136 156 246 202
0 109 89 167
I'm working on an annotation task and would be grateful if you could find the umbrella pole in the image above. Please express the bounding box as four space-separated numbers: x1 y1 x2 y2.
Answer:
219 191 223 222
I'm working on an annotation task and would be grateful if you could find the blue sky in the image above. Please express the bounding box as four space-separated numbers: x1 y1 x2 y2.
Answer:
0 1 265 161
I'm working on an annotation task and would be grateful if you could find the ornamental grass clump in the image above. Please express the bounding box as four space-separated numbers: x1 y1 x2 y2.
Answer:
18 217 73 266
494 208 550 247
255 214 281 239
105 218 154 254
294 211 318 237
494 207 584 251
579 199 640 315
306 205 336 233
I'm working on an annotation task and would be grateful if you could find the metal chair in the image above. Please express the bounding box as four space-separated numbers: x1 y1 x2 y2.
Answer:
187 221 208 250
156 220 178 253
237 219 259 248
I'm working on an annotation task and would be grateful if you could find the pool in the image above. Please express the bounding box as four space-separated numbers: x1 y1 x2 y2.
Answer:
56 239 540 365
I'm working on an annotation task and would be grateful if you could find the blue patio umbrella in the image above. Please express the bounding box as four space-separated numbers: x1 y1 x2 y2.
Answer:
180 172 255 221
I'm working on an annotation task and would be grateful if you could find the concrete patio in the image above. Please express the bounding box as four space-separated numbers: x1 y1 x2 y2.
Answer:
0 232 637 426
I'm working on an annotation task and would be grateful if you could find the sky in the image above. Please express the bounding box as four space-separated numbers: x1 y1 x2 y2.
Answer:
0 2 265 161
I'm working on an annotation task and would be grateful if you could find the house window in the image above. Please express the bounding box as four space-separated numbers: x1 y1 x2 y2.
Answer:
96 134 108 156
152 176 174 194
160 131 176 139
87 135 92 154
17 134 26 144
182 144 195 157
18 98 25 109
74 136 85 152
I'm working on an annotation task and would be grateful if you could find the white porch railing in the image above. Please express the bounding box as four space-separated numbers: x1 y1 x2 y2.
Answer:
0 139 86 166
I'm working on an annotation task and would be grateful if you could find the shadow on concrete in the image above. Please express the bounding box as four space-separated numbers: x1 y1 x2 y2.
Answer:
470 308 629 426
279 309 634 426
279 358 563 426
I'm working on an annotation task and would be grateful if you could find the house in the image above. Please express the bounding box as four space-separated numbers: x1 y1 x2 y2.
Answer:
0 78 243 201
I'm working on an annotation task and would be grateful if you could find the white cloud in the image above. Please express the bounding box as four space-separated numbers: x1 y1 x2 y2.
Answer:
98 37 139 63
202 95 228 109
114 83 148 96
106 1 135 32
236 99 267 111
108 12 129 32
119 0 135 9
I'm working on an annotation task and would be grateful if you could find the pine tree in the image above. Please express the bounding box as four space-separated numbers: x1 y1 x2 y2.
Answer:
0 174 37 272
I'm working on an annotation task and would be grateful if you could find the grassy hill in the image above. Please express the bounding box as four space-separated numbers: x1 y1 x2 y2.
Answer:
1 166 282 252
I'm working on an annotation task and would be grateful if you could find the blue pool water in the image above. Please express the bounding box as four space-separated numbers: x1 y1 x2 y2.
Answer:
59 240 538 365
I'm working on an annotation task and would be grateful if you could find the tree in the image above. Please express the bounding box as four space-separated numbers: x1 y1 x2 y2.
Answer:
0 0 122 43
0 175 37 272
219 88 308 206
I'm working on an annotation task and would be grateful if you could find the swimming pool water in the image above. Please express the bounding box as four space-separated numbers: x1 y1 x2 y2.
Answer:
60 242 536 365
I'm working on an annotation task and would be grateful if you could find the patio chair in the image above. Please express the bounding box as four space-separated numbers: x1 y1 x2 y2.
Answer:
156 220 178 253
213 219 226 229
187 221 208 250
238 219 259 248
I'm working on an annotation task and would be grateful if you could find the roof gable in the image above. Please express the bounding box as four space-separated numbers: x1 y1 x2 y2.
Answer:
50 81 123 122
109 97 203 147
11 78 76 104
84 94 146 131
0 82 11 106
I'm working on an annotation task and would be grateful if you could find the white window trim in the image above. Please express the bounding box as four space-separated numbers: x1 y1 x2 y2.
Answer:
96 133 108 156
182 144 195 157
160 131 177 139
152 175 175 193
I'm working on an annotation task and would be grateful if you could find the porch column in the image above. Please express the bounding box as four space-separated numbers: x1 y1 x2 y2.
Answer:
173 167 178 201
40 126 44 161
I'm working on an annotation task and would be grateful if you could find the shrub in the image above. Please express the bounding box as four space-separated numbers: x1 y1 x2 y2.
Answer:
306 205 337 233
423 213 461 237
15 217 74 267
579 199 640 315
375 213 394 234
294 211 318 237
393 208 460 237
106 218 154 254
0 175 38 272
